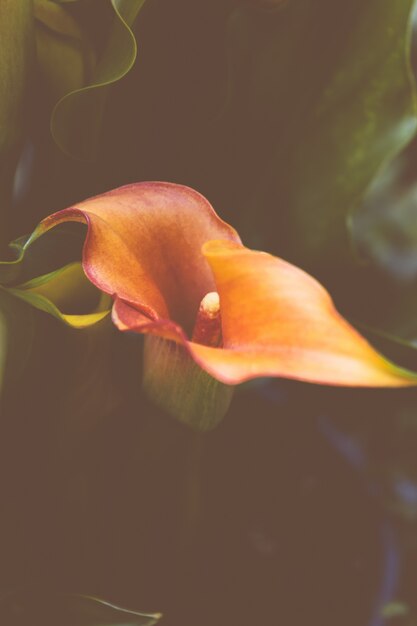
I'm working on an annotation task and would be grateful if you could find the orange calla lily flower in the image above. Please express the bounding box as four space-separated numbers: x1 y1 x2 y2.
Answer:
30 182 417 427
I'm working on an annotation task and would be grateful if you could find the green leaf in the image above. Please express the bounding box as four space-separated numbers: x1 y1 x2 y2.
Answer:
49 0 147 160
0 288 36 396
0 0 33 162
34 0 96 105
381 601 409 619
0 225 109 329
10 262 111 328
360 325 417 375
0 222 85 288
0 239 27 286
0 591 161 625
0 0 33 245
227 0 417 267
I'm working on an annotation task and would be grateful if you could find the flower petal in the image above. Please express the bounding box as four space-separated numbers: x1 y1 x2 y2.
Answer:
186 239 417 387
30 182 240 334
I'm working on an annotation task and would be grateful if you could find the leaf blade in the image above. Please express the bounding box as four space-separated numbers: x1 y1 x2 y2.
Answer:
50 0 146 160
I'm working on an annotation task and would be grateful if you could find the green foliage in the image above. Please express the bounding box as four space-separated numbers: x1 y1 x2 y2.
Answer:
0 289 35 396
0 0 33 163
34 0 96 104
48 0 146 160
0 223 85 286
10 262 110 328
0 227 113 425
0 591 161 625
382 601 410 619
1 3 417 620
226 0 417 267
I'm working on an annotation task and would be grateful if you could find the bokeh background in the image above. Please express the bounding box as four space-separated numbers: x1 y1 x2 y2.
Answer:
2 1 417 624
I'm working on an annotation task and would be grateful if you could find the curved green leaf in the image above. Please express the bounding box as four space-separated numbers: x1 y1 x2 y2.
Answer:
0 591 161 625
0 222 85 286
227 0 417 267
34 0 96 104
10 262 111 328
0 239 27 286
49 0 146 160
0 223 107 329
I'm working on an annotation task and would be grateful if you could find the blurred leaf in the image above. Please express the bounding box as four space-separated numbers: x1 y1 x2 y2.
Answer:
0 223 115 427
49 0 146 160
291 0 417 264
0 591 161 625
382 601 410 619
227 0 417 267
0 307 7 399
345 146 417 346
35 0 96 103
1 291 128 445
0 0 33 246
360 324 417 374
0 288 35 396
352 155 417 281
0 0 33 162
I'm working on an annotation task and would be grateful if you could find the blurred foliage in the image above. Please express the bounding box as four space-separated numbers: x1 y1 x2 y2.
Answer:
0 0 147 249
44 0 146 160
382 602 410 619
0 591 161 625
211 1 417 378
11 262 110 328
34 0 95 104
2 0 417 625
0 0 33 244
221 1 417 270
0 289 35 401
0 1 33 163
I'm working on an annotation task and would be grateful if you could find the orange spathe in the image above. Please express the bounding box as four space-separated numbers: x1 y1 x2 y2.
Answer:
33 181 417 388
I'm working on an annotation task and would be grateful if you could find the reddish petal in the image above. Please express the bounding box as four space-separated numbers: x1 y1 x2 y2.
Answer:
112 297 188 344
184 239 417 387
33 182 240 334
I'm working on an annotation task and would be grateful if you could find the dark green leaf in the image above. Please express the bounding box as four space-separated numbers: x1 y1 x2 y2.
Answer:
226 0 417 267
0 0 33 162
0 0 33 245
360 324 417 375
0 222 85 286
48 0 146 160
34 0 96 105
0 288 35 397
